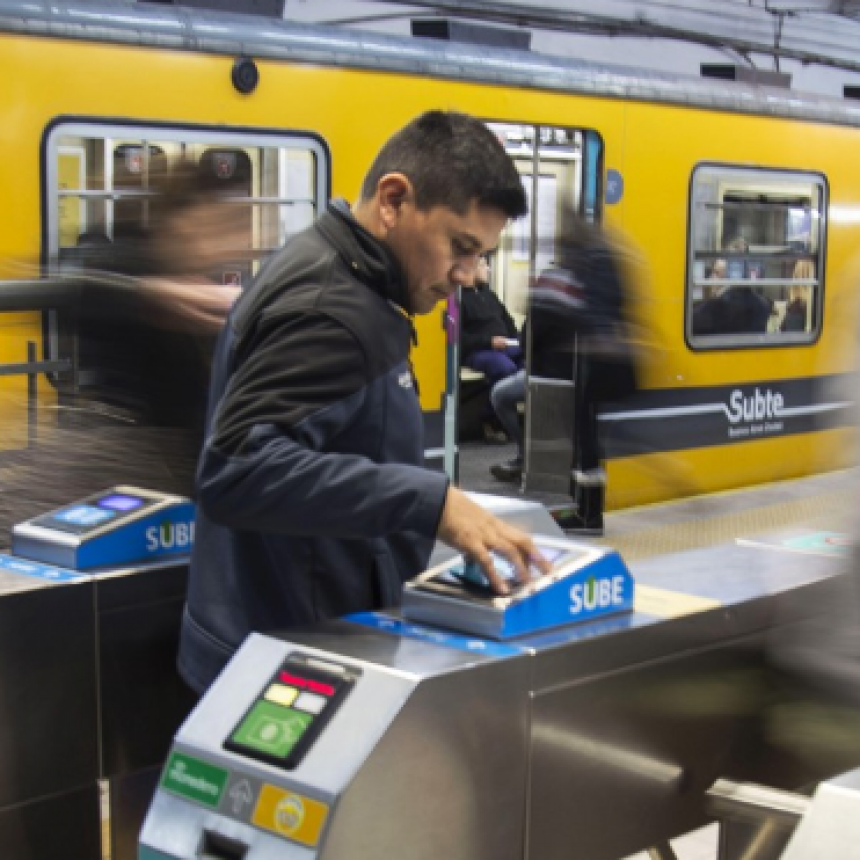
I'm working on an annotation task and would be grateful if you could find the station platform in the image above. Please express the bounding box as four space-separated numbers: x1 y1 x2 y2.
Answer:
458 439 857 561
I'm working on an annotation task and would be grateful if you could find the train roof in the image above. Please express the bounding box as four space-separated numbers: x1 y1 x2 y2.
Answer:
3 0 860 129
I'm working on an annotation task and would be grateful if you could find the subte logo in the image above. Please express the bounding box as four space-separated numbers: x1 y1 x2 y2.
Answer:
146 521 194 552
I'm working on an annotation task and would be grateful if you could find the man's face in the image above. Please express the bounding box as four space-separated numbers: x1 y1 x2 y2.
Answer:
385 199 509 315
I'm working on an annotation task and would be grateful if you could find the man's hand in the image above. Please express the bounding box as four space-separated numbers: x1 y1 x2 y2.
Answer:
491 335 509 351
436 487 551 595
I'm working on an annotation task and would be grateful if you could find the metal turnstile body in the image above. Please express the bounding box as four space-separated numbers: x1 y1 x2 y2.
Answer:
0 487 197 860
141 528 860 860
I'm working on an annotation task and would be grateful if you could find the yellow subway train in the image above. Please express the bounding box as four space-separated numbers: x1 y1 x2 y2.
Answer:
0 0 858 510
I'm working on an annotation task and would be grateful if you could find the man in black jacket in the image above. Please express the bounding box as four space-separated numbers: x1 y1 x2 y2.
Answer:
179 111 548 693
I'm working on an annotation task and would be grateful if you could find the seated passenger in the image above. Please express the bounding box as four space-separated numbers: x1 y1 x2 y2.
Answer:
461 255 523 443
781 261 813 333
693 251 771 336
489 311 574 483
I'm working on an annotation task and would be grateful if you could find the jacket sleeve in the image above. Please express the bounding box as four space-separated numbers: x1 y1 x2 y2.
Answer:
198 310 448 540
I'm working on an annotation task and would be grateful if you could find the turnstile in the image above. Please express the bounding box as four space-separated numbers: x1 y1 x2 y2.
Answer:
141 527 860 860
0 487 197 860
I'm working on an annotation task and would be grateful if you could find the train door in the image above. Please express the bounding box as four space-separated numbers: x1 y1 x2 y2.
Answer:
43 122 328 416
450 121 602 493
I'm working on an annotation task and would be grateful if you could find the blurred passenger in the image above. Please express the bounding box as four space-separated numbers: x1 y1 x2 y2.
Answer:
692 237 771 336
0 158 241 546
461 255 523 443
73 158 243 491
526 214 640 535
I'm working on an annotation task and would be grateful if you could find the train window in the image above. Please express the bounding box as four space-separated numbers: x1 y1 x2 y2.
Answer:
45 123 328 288
688 165 825 348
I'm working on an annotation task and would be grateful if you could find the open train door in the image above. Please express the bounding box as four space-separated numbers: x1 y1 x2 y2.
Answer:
444 122 602 493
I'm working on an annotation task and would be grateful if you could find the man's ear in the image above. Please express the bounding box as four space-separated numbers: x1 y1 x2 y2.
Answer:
377 173 412 232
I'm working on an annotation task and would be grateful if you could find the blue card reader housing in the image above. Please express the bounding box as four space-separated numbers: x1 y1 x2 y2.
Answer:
401 535 634 640
11 486 195 570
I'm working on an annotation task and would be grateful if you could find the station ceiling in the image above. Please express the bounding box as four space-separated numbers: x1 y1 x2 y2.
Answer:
285 0 860 73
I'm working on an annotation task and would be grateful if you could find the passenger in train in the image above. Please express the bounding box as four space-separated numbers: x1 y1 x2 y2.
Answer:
460 254 523 443
489 296 576 484
781 260 814 332
178 110 550 694
692 237 771 336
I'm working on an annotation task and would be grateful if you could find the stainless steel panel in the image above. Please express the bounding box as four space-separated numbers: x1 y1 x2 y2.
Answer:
0 783 101 860
285 618 506 676
524 375 575 494
143 532 860 860
0 576 98 808
96 561 196 776
528 634 769 859
525 542 858 860
322 655 529 860
527 540 846 692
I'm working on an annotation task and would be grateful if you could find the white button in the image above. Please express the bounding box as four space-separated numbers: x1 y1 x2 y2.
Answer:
294 691 327 715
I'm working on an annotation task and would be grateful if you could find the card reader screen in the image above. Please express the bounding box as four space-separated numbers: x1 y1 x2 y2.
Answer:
52 504 116 528
434 544 583 593
97 494 145 513
225 657 355 770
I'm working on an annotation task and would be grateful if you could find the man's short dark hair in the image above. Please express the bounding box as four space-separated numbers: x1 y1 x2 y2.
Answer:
359 110 528 219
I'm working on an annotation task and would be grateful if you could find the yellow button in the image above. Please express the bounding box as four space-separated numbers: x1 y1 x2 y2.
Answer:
263 684 298 707
252 784 328 847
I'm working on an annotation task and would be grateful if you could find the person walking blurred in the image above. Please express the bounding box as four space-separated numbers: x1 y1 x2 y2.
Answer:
527 214 640 536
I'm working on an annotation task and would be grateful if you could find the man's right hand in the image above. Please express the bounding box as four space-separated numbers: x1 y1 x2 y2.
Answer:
436 487 550 595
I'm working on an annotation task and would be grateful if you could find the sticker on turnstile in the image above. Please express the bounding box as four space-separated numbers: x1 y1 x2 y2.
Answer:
0 553 88 583
252 784 329 847
224 654 356 770
160 751 229 808
781 532 851 556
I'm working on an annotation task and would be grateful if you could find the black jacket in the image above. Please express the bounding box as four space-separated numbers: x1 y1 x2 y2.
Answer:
178 200 449 693
693 287 772 336
460 283 519 358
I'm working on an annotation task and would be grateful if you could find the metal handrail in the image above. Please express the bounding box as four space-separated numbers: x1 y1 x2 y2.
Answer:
0 279 79 446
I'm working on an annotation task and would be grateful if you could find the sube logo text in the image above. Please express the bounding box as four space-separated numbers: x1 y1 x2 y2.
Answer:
570 574 626 614
146 520 194 552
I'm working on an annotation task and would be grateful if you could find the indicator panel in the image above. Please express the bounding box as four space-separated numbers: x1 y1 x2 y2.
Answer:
97 493 146 512
31 491 157 534
225 656 355 770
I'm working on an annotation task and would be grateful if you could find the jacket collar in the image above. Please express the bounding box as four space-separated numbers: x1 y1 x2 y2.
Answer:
319 199 412 314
